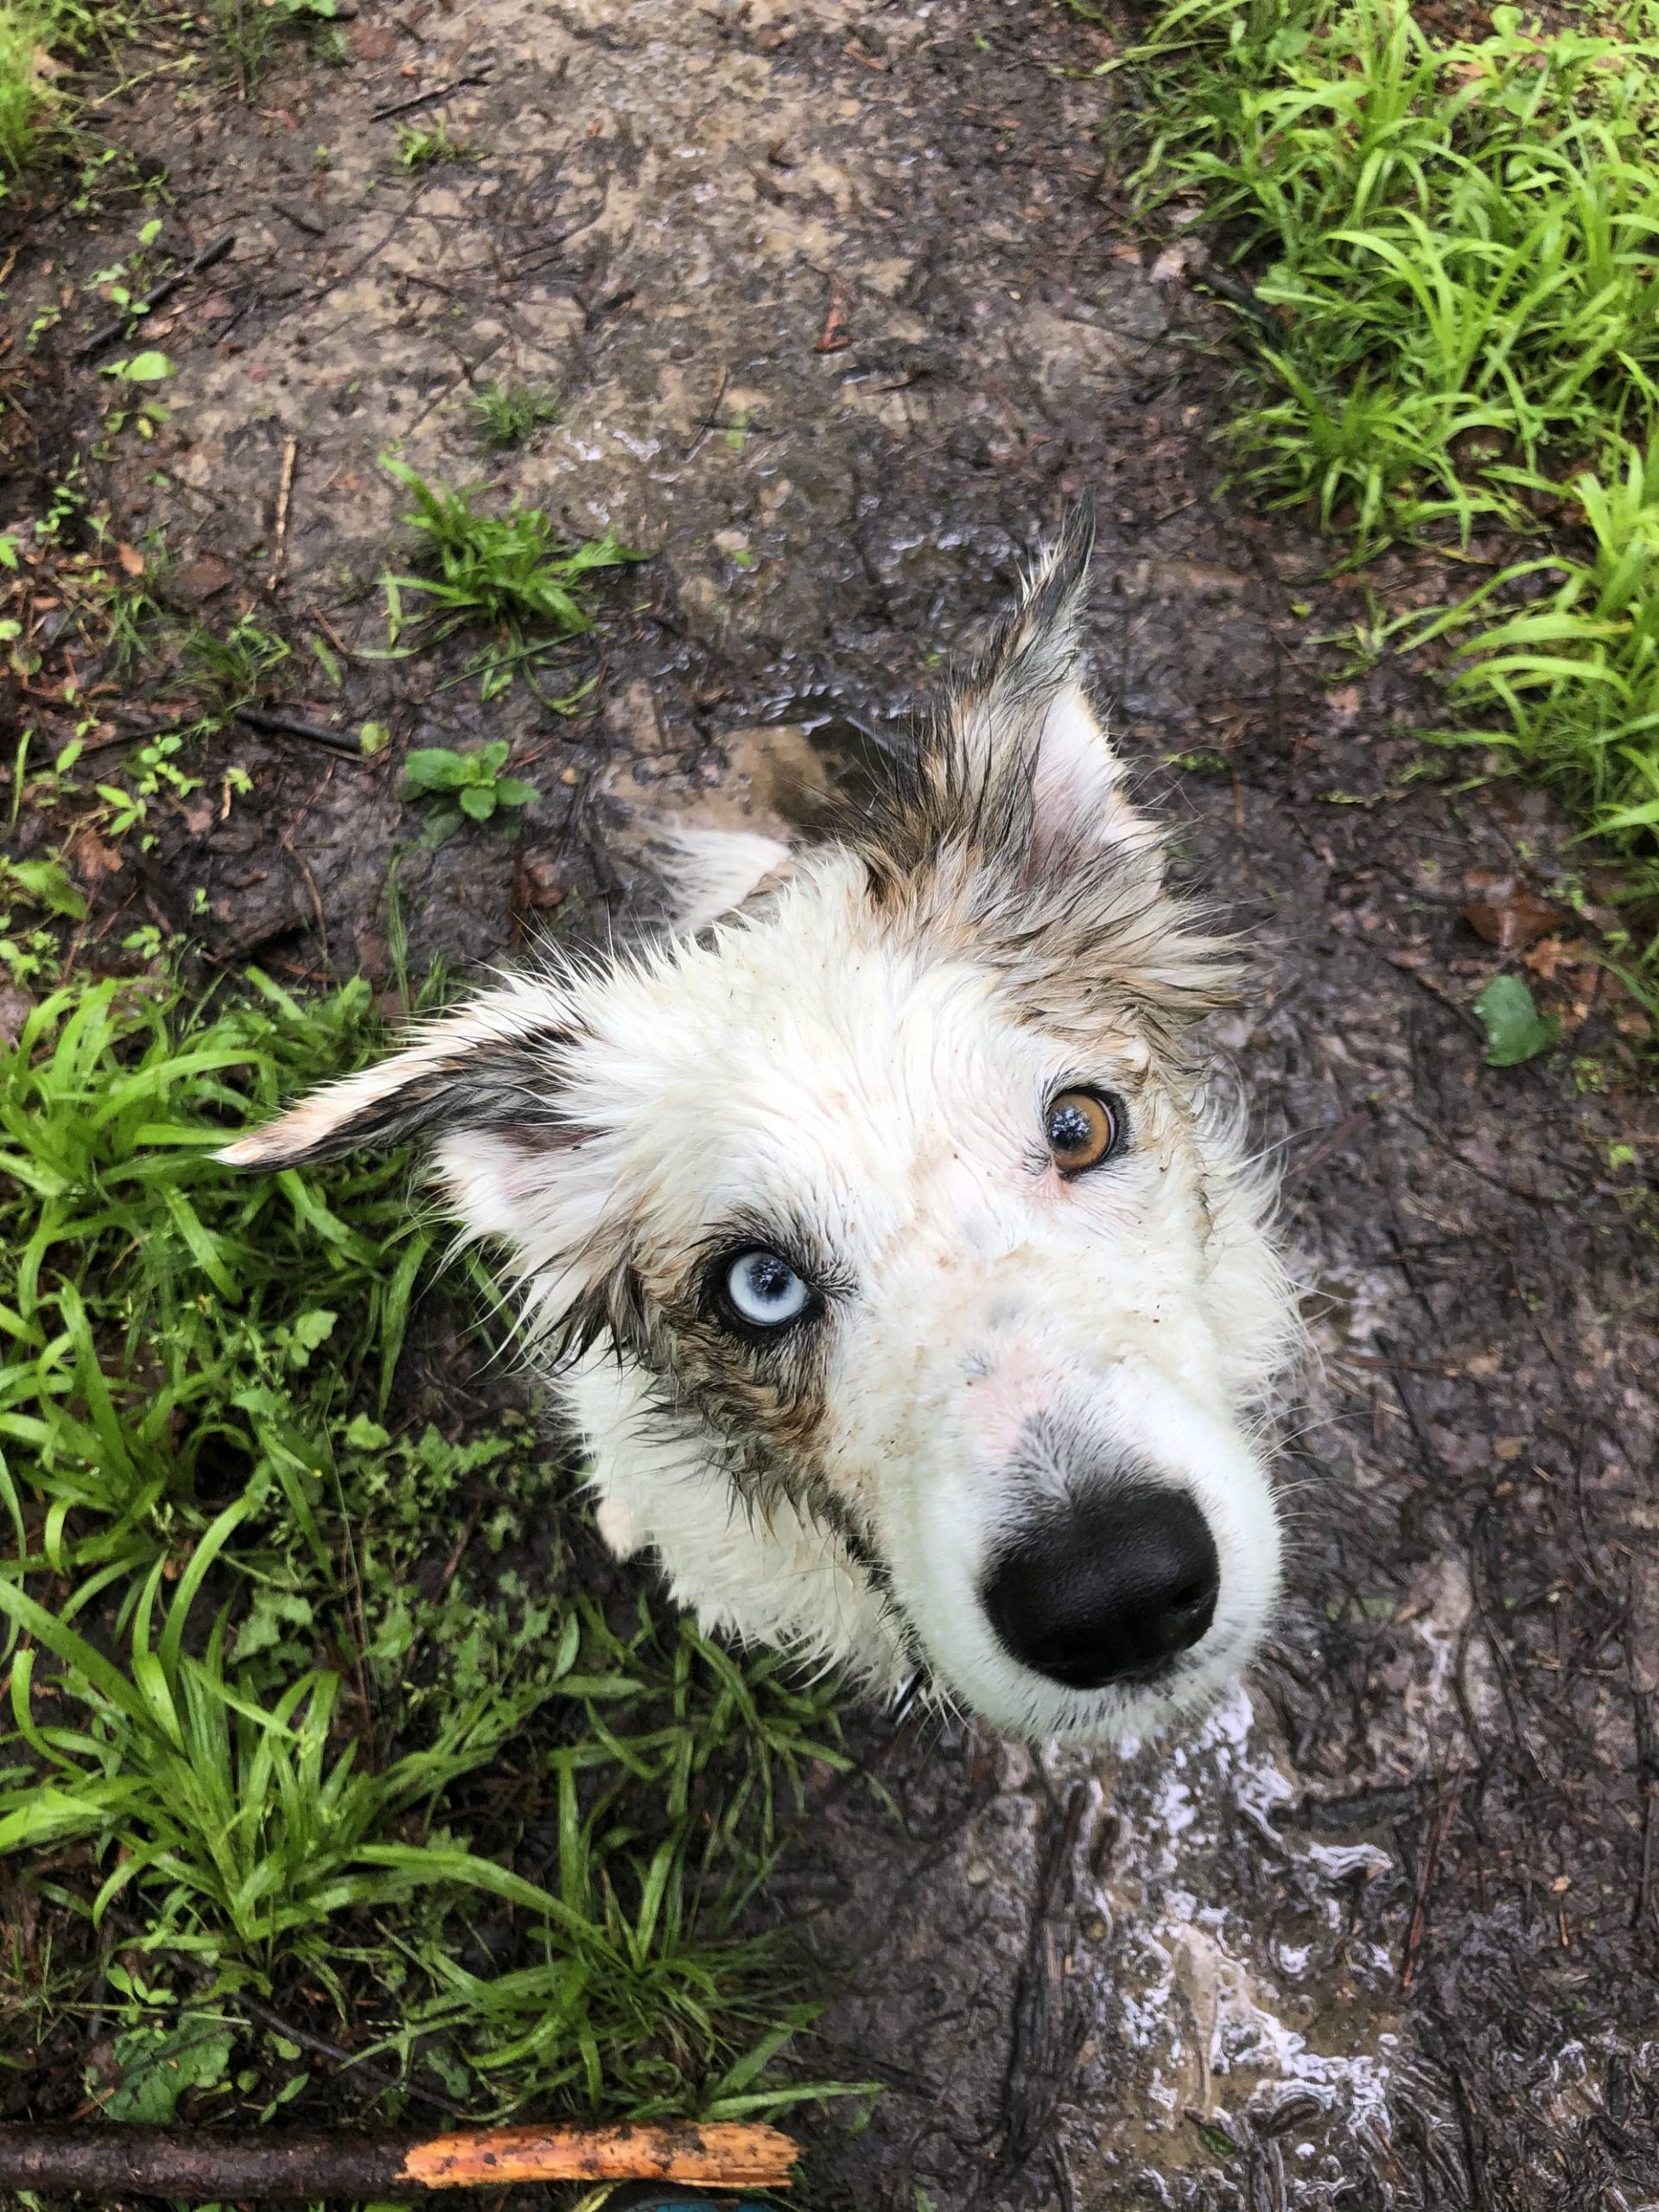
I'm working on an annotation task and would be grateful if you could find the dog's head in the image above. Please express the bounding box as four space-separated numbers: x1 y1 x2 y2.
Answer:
223 507 1294 1742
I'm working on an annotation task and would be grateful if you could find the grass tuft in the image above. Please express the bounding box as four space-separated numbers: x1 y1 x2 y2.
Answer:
1119 0 1659 963
0 968 849 2120
471 380 562 451
380 459 639 701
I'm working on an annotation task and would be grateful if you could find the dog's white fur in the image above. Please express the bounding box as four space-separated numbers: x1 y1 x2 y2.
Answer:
222 511 1296 1744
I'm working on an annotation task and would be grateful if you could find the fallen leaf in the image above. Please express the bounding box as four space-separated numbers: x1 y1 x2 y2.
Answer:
1459 870 1567 950
114 542 144 577
351 19 396 58
175 555 237 603
1521 935 1587 981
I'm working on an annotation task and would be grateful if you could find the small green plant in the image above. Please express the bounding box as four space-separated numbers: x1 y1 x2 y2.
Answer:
380 458 638 697
1474 972 1560 1066
0 1 62 176
470 379 562 450
394 116 480 171
182 613 290 723
402 740 537 840
213 0 337 96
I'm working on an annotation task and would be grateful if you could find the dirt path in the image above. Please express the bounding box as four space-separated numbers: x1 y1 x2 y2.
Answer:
9 1 1659 2204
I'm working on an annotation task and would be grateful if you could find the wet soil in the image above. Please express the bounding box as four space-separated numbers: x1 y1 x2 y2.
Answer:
5 1 1659 2206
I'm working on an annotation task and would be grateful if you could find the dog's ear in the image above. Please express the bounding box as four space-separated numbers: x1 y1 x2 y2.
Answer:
652 824 793 933
218 981 624 1341
955 499 1157 870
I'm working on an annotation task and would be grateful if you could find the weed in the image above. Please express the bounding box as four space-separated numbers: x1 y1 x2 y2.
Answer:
1122 0 1659 550
0 3 55 175
394 115 480 170
402 740 537 840
182 613 290 723
0 969 850 2119
1120 0 1659 984
471 379 562 450
380 459 639 699
212 0 336 97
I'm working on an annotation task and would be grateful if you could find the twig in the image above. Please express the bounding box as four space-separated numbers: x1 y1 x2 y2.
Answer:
79 233 237 360
231 1996 461 2119
371 71 492 122
0 2122 798 2198
234 706 369 760
269 437 298 589
683 361 729 463
271 198 327 238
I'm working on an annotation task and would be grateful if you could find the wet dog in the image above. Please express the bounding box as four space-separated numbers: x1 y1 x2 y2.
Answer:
221 505 1295 1743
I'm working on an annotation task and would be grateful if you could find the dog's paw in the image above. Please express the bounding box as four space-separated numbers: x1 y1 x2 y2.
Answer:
595 1494 647 1561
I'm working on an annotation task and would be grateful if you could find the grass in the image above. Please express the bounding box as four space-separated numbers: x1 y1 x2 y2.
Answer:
1116 0 1659 962
394 116 480 171
472 379 563 451
0 0 124 175
380 459 639 702
0 965 850 2125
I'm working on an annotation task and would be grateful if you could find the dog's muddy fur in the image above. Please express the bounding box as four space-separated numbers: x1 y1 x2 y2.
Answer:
7 0 1659 2203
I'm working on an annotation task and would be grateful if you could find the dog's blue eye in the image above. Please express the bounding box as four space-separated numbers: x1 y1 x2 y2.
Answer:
724 1249 810 1328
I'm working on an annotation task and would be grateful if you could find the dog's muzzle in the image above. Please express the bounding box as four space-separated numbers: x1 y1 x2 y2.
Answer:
980 1480 1219 1691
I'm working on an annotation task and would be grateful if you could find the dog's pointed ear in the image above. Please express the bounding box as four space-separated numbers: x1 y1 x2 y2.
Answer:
215 982 620 1323
652 825 793 934
216 982 582 1173
956 499 1157 868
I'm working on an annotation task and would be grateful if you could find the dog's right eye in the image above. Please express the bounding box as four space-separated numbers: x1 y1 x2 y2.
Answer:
719 1249 812 1332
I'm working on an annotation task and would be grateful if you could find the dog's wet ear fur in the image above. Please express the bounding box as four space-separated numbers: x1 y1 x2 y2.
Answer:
862 502 1238 1033
218 982 632 1353
652 825 793 934
216 986 582 1171
952 498 1154 871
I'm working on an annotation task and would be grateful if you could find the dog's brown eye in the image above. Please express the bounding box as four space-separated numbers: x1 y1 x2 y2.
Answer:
1045 1089 1121 1175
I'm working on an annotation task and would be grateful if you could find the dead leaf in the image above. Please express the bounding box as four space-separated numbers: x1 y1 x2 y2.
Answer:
351 19 396 59
1459 870 1567 950
523 858 568 909
1325 683 1363 717
1521 935 1588 981
175 555 237 603
114 542 144 578
69 829 123 886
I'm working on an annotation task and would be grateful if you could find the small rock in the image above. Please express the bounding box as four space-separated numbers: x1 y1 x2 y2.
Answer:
522 857 569 910
175 554 238 604
0 984 35 1047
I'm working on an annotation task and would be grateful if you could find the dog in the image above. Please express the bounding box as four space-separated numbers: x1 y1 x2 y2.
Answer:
221 505 1295 1744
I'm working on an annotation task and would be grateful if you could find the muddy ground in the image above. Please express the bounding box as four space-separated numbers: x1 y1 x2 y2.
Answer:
6 0 1659 2205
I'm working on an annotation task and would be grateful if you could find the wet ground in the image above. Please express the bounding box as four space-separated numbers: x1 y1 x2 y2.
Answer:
6 0 1659 2204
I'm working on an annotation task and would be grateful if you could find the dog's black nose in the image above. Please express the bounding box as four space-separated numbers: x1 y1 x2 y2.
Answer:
982 1487 1219 1689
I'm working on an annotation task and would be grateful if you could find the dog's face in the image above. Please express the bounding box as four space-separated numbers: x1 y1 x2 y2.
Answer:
225 511 1294 1742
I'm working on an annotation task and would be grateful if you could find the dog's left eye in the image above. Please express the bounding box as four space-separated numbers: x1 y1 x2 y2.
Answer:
1045 1088 1123 1175
721 1249 811 1330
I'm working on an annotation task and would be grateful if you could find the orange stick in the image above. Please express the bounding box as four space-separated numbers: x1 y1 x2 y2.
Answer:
0 2120 797 2198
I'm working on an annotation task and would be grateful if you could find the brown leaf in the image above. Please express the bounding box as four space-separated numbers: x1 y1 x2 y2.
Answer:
351 19 396 59
114 542 144 578
1459 871 1567 950
175 555 237 604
